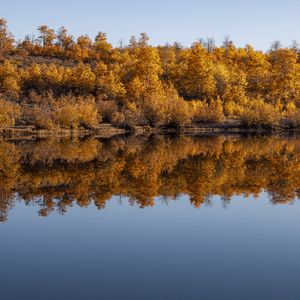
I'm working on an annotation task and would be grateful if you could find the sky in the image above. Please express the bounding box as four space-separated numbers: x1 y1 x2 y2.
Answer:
1 0 300 50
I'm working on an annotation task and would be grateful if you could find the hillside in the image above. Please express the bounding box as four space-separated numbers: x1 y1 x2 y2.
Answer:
0 19 300 132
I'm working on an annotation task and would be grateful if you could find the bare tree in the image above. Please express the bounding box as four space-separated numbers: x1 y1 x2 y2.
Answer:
290 40 299 52
199 37 216 53
270 40 282 52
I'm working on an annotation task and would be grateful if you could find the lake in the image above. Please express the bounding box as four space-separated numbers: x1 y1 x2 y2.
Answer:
1 134 300 300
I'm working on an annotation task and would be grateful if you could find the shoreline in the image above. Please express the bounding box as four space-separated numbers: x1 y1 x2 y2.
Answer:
0 120 300 140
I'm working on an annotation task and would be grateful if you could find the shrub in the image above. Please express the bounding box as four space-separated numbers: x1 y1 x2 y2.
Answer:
0 98 21 127
96 100 118 123
23 94 100 129
53 100 78 128
192 99 225 123
23 105 55 129
241 98 281 128
123 107 146 130
77 97 100 129
0 61 20 99
2 77 20 99
54 95 100 129
141 95 167 127
165 96 192 128
224 101 244 117
25 90 44 104
139 85 192 128
286 109 300 128
111 111 125 127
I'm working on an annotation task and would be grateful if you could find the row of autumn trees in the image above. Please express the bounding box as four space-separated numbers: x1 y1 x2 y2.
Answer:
1 135 300 221
1 18 300 129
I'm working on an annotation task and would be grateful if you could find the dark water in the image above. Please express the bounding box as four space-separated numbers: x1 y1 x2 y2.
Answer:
1 135 300 300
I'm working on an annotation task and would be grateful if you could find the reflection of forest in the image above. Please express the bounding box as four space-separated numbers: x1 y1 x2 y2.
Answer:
1 135 300 222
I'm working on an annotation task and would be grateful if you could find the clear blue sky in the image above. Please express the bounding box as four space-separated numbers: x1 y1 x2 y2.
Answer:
2 0 299 50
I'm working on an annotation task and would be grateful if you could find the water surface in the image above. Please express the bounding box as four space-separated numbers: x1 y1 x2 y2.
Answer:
1 135 300 300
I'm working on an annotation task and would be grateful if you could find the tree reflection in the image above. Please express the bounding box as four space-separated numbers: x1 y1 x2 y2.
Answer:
1 135 300 221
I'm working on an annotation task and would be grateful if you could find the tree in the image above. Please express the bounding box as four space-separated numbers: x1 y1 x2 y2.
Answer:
0 18 14 56
199 37 216 53
175 42 216 100
0 98 21 127
70 35 93 61
94 32 113 62
37 25 56 47
56 26 73 50
270 40 282 52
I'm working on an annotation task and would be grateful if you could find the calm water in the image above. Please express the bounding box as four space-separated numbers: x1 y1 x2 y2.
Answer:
1 135 300 300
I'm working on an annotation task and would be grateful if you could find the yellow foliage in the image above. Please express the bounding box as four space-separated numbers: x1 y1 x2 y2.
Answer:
241 98 281 128
165 95 192 127
111 111 125 127
192 99 225 123
224 101 244 116
24 105 55 129
0 98 21 127
0 19 300 129
286 109 300 128
3 135 300 221
0 61 20 97
54 96 99 129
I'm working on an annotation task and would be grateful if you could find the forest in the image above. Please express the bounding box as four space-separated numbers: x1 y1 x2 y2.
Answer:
0 18 300 130
1 135 300 222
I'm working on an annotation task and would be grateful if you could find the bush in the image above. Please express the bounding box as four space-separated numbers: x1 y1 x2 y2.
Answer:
0 98 21 127
53 100 78 128
54 95 100 129
77 97 100 129
122 107 146 130
286 109 300 128
165 96 192 128
23 105 55 129
139 86 192 128
96 100 118 123
224 101 244 117
192 99 225 123
241 98 281 128
0 61 21 99
111 111 125 127
141 95 167 127
24 94 100 129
